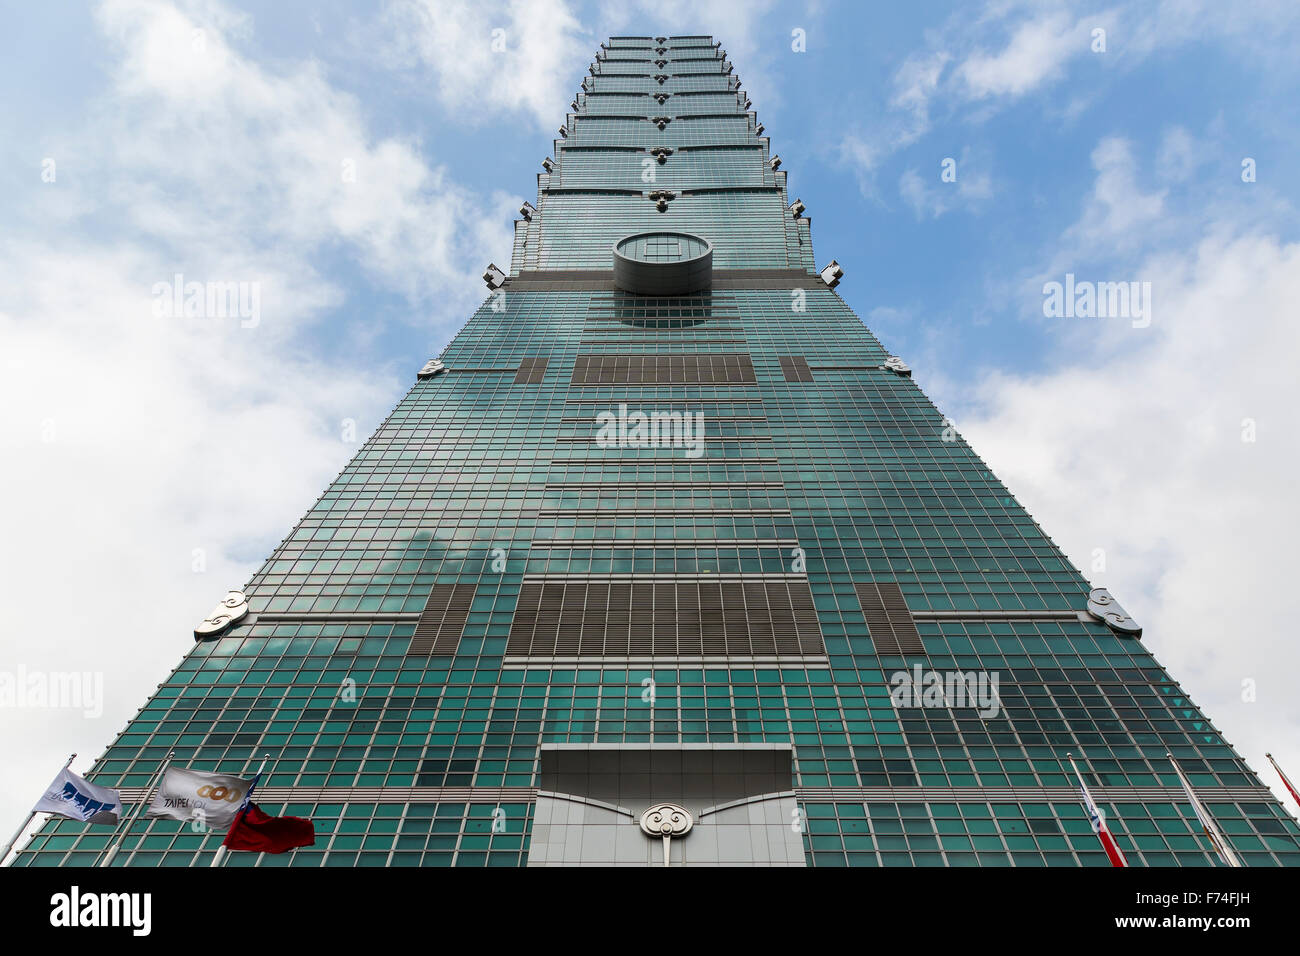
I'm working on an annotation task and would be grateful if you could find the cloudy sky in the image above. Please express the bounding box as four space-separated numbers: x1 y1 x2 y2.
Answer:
2 0 1299 840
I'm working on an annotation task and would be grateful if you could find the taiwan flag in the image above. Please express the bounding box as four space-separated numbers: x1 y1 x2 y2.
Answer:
1067 754 1127 867
1266 753 1300 811
220 773 314 854
222 802 315 854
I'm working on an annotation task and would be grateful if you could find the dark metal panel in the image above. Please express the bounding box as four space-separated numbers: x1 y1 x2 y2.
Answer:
778 355 814 382
571 353 756 384
408 583 478 656
506 577 825 657
514 356 550 383
855 581 926 656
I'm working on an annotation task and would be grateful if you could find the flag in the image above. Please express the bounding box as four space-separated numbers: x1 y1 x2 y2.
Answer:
1265 753 1300 811
146 767 253 828
1168 753 1242 867
215 770 314 854
222 803 315 854
1066 754 1126 867
33 768 122 825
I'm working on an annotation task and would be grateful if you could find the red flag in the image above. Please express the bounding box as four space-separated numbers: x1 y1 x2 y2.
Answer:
1266 753 1300 810
1067 754 1127 867
222 802 314 854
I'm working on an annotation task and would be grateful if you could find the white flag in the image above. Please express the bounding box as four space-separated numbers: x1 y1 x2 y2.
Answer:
147 767 254 828
34 768 122 824
1168 753 1242 867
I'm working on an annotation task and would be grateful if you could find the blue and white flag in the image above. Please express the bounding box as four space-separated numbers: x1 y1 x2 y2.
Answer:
33 768 122 824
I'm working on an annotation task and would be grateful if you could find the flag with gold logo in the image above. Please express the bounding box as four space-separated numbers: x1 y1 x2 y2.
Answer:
146 766 253 828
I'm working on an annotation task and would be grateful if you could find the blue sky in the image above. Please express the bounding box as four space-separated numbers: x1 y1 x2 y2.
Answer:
3 0 1300 832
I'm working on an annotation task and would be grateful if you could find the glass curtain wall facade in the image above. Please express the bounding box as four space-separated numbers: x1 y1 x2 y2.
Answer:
16 34 1299 867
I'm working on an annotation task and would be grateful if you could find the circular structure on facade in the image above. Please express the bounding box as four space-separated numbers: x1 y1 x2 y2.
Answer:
639 803 693 839
612 231 713 296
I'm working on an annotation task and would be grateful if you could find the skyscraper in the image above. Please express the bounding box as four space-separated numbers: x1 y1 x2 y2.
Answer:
15 34 1298 867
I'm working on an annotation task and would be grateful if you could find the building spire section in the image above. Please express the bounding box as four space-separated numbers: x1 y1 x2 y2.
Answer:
504 35 806 276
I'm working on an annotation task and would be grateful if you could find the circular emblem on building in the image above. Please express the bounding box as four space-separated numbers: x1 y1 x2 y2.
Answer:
612 231 713 296
194 590 249 639
640 803 693 838
640 802 693 866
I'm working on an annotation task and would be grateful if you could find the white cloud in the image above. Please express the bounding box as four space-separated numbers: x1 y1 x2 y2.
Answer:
838 51 948 186
1059 136 1166 257
381 0 788 142
840 134 883 179
0 0 514 847
98 0 516 309
956 10 1094 100
383 0 592 130
900 169 942 219
595 0 783 117
893 50 950 117
952 223 1300 812
846 1 1113 171
1124 0 1300 61
1157 125 1200 183
839 0 1298 185
899 149 993 219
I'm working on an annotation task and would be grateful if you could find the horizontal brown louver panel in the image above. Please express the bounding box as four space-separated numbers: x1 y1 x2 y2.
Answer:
571 353 756 385
506 578 824 657
778 355 814 382
408 583 477 655
514 356 549 383
855 582 925 656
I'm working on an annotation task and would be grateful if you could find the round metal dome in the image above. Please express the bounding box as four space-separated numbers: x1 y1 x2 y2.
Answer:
612 231 713 295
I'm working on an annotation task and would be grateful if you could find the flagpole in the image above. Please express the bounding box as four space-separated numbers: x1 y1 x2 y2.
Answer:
1067 752 1127 867
1265 752 1300 811
1168 752 1242 867
210 753 268 868
99 750 174 868
0 752 76 868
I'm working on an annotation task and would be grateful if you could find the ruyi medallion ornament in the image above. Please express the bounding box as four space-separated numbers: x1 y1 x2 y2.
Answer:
1085 587 1142 637
640 803 693 866
194 590 249 639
